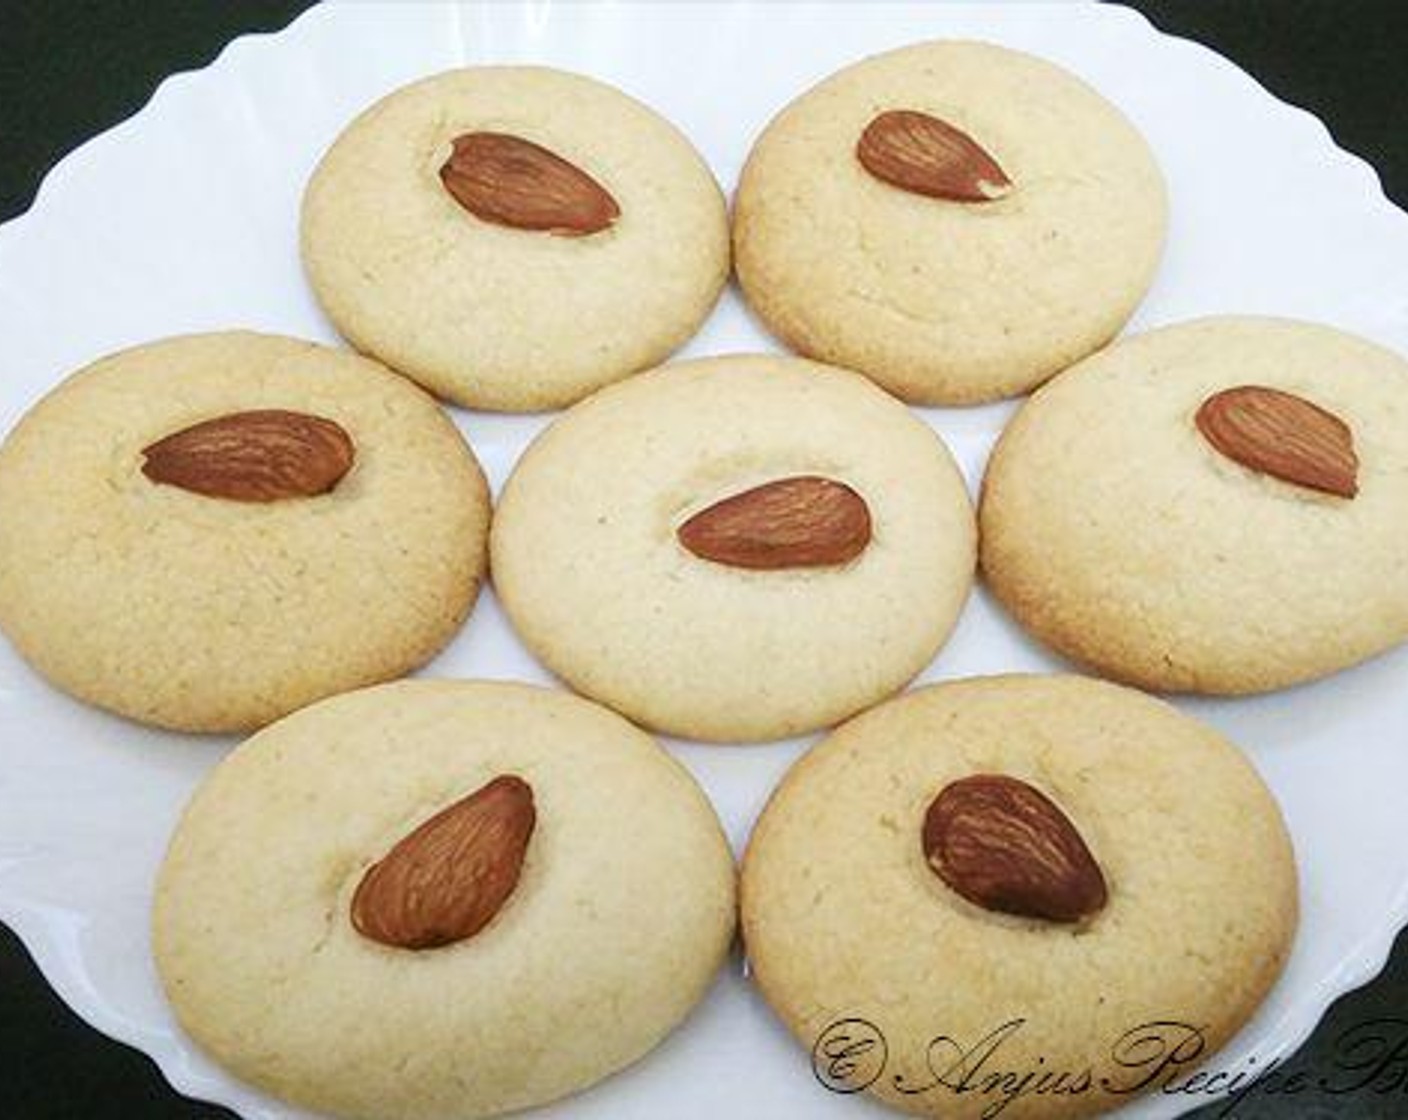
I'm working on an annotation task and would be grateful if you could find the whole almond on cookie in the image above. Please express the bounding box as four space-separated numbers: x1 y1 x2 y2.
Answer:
440 131 620 236
352 774 536 951
923 773 1107 923
857 109 1012 202
677 475 872 570
141 409 354 502
739 673 1297 1120
1196 385 1358 498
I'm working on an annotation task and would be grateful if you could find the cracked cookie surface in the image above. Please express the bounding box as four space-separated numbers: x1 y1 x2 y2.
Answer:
980 316 1408 694
741 673 1297 1120
733 40 1166 405
0 331 489 732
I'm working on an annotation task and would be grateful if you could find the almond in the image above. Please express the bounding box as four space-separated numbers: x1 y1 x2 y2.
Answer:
857 109 1011 203
440 131 619 236
922 774 1107 924
351 775 536 951
140 409 354 502
1195 385 1358 499
677 476 871 570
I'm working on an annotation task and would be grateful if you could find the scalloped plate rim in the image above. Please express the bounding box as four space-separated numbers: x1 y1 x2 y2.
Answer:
2 3 1407 1119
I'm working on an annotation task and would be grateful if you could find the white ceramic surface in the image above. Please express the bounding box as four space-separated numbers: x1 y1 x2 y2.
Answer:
2 3 1407 1118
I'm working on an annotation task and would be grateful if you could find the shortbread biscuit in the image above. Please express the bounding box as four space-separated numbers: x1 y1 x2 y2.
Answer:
733 40 1166 404
742 674 1297 1120
980 316 1408 693
302 66 729 411
0 332 489 732
490 354 976 742
154 680 736 1120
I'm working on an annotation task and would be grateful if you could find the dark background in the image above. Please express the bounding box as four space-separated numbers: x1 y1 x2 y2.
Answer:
2 2 1407 1117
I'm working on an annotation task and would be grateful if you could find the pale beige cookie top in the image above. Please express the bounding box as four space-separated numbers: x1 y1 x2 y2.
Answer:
733 40 1166 405
490 354 976 742
154 680 736 1120
0 332 489 732
980 316 1408 694
741 674 1297 1120
302 66 729 411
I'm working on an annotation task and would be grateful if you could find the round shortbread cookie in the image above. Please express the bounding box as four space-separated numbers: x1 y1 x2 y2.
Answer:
0 332 489 732
489 354 977 742
154 679 736 1120
733 40 1166 405
302 66 729 411
980 316 1408 694
741 674 1298 1120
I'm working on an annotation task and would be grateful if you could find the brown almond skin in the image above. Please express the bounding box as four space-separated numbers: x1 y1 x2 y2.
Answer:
351 775 536 951
1195 385 1358 499
440 132 619 237
140 409 354 502
857 109 1012 203
677 476 872 570
923 774 1107 923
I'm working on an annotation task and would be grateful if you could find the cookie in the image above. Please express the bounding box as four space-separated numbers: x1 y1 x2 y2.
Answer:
0 331 489 732
733 40 1166 405
490 354 976 742
153 679 736 1120
980 316 1408 694
302 66 729 411
741 674 1297 1120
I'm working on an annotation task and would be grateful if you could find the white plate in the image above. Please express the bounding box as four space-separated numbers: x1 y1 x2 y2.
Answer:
3 3 1408 1118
